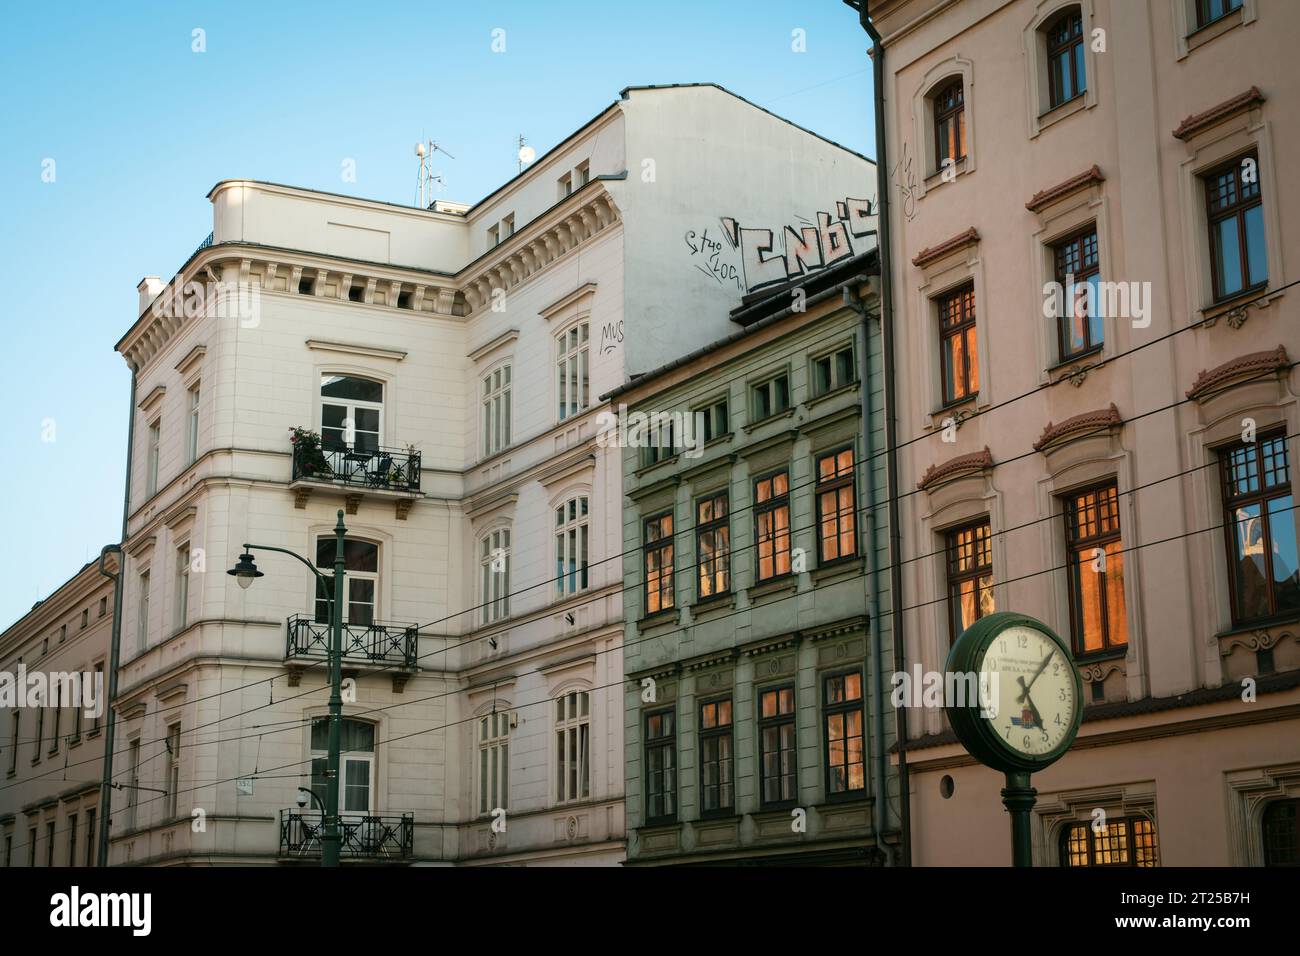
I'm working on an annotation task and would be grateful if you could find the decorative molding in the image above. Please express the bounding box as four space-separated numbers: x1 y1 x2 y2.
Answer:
1186 345 1288 402
173 345 207 376
1033 403 1121 453
540 282 599 321
468 329 520 363
305 339 407 362
1173 86 1266 141
911 227 980 268
137 385 167 413
917 447 994 492
1025 165 1105 213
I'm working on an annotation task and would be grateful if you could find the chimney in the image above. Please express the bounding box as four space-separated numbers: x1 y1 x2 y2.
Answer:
137 276 165 315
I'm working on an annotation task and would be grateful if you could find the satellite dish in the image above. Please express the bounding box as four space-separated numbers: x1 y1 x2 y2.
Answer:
518 145 536 165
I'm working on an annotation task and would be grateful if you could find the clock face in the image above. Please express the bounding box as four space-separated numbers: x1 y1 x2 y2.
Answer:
978 624 1077 759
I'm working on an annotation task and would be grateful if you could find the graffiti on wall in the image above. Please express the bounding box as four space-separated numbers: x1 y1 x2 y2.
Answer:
685 196 878 296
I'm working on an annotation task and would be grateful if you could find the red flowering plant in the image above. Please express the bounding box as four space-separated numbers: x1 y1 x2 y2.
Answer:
289 426 333 478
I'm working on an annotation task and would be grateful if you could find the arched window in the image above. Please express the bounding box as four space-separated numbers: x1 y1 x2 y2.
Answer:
478 709 510 816
555 689 590 803
314 536 379 626
480 528 511 624
310 718 375 814
482 364 512 457
320 374 383 451
555 495 590 596
932 78 966 171
1045 7 1086 109
1262 799 1299 866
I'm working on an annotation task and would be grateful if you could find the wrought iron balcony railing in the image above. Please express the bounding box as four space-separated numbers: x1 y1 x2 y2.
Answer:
193 231 214 257
287 614 419 669
279 810 414 860
291 440 421 493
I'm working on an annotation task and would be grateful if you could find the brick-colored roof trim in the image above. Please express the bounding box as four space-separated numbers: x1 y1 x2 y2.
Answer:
1025 165 1105 213
1172 86 1266 141
911 227 980 268
1033 403 1122 452
917 446 994 492
1186 345 1289 401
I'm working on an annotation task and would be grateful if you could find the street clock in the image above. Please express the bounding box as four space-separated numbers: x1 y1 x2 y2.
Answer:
943 612 1083 865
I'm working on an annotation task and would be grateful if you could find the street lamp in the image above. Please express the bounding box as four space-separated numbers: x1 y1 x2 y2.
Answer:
228 508 349 868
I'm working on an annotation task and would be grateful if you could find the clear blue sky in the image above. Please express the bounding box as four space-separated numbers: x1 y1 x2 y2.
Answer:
0 0 875 630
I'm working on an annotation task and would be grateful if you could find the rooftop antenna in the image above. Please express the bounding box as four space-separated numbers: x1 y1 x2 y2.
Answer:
517 134 536 174
416 137 456 208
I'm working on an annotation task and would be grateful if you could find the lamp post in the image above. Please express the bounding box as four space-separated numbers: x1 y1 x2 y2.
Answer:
229 508 348 868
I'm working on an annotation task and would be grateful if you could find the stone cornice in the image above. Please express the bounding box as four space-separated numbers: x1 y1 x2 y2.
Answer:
1172 86 1266 141
174 344 207 376
1033 403 1122 453
468 329 520 363
911 227 980 268
1187 345 1289 401
917 446 994 492
1025 165 1105 213
305 339 408 361
540 282 599 321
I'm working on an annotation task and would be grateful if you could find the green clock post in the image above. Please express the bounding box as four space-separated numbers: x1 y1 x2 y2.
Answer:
944 612 1083 867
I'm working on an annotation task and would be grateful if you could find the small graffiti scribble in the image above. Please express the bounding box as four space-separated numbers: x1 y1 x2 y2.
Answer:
684 228 743 290
891 142 917 222
600 319 623 355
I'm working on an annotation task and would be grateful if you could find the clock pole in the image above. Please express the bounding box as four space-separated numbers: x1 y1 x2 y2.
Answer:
1001 771 1037 867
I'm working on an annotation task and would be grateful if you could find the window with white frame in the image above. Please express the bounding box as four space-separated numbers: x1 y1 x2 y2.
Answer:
555 495 590 596
482 365 512 457
136 569 150 653
556 322 589 421
146 419 161 496
310 718 375 813
164 722 181 818
185 383 200 466
480 528 511 624
173 543 190 632
555 690 590 803
478 709 510 815
126 738 140 830
314 537 379 626
320 375 383 452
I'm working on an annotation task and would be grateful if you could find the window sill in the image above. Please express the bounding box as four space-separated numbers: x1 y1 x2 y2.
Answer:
930 393 978 424
636 608 678 634
86 729 102 739
1186 8 1243 53
1047 346 1105 384
806 380 860 412
691 592 735 618
1036 92 1088 134
1216 614 1300 641
1199 283 1272 324
1072 646 1127 666
743 407 796 434
812 556 865 587
747 574 799 603
923 156 968 190
696 810 742 824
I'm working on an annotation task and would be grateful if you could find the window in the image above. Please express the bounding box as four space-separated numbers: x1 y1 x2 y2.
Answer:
165 723 181 818
186 383 200 466
482 365 512 457
816 449 858 563
146 419 160 496
555 496 589 596
478 710 510 816
947 520 995 641
67 814 77 867
33 706 43 763
7 711 18 774
1060 815 1158 866
27 828 35 868
1045 9 1085 109
90 664 102 734
320 375 383 452
1063 483 1128 654
126 738 140 830
555 691 590 803
1262 799 1299 867
80 609 88 629
59 624 66 643
752 374 790 421
487 223 499 248
576 160 590 187
1220 433 1299 624
696 400 729 442
136 570 150 653
696 493 730 599
644 709 676 823
48 705 59 755
699 698 734 815
1195 0 1243 29
347 281 364 303
84 809 95 867
479 529 510 624
642 418 677 466
174 543 190 632
755 471 792 582
298 274 315 295
556 322 589 421
932 78 966 170
45 822 55 868
1204 153 1266 303
311 718 374 813
98 596 107 618
823 671 866 797
558 172 573 199
1053 227 1102 361
643 512 674 615
813 346 856 397
758 686 797 806
315 537 379 626
938 284 978 405
501 213 514 239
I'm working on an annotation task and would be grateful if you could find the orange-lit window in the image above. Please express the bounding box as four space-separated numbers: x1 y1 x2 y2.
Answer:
938 284 978 405
643 512 674 615
932 79 966 171
695 493 730 599
816 449 858 564
1060 816 1158 867
946 520 995 642
1063 483 1127 655
755 471 791 582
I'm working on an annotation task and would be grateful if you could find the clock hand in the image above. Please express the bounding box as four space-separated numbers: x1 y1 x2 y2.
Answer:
1022 651 1054 696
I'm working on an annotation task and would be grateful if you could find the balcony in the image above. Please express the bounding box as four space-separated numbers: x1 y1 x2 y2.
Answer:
279 810 414 862
287 614 418 669
289 430 422 518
